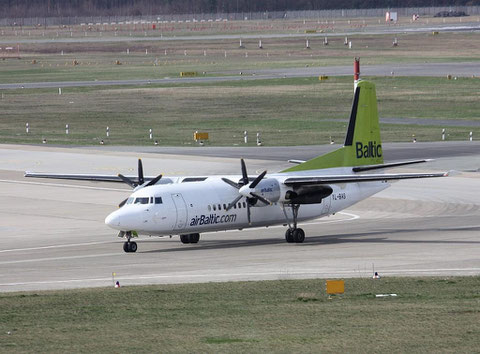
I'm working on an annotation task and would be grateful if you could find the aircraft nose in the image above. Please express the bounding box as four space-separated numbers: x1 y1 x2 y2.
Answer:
105 211 121 228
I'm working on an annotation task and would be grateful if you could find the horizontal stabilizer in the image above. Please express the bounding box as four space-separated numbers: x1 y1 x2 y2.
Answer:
288 159 306 165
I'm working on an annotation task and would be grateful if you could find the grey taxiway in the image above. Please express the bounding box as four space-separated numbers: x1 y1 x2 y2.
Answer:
0 142 479 292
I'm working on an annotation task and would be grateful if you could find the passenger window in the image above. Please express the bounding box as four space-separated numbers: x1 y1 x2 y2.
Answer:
155 197 163 204
208 205 211 211
243 202 247 208
218 204 221 210
213 205 216 211
238 202 241 209
223 204 227 210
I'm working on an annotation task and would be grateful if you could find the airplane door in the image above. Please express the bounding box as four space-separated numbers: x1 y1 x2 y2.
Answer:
171 193 188 230
322 196 331 215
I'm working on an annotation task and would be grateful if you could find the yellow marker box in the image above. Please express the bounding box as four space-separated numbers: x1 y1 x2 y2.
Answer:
194 132 209 140
326 279 345 295
180 71 198 77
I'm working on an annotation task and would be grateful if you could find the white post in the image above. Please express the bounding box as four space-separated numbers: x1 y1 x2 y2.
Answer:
470 131 473 141
58 87 62 95
442 128 445 141
244 131 248 144
258 39 262 49
145 49 148 55
306 39 310 49
127 48 129 54
324 36 328 45
149 128 153 140
239 38 243 48
348 41 352 49
26 123 29 134
184 50 187 56
65 124 69 135
204 50 206 56
224 50 227 58
256 132 262 146
61 50 64 55
106 126 110 137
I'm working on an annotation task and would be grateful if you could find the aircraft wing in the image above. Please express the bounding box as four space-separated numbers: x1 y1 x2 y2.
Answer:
24 172 155 183
284 172 448 186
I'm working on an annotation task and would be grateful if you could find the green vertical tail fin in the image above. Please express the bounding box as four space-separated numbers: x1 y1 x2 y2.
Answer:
282 80 383 172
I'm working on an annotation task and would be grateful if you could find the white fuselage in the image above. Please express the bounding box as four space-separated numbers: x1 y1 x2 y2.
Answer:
105 172 389 236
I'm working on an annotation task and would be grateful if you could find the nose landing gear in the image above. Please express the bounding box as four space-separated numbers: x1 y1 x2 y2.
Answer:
119 231 138 253
123 241 137 253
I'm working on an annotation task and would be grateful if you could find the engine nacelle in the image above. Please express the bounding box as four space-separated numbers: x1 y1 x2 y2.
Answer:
278 183 333 204
250 178 281 206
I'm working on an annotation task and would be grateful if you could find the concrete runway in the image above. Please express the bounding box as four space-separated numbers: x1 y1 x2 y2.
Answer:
1 62 479 90
0 143 479 292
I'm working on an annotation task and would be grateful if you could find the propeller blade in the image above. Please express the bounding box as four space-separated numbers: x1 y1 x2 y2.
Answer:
118 173 136 188
118 198 128 208
240 158 249 185
226 195 243 211
145 174 162 187
222 178 240 189
250 192 272 206
246 203 251 225
138 159 144 185
249 170 267 189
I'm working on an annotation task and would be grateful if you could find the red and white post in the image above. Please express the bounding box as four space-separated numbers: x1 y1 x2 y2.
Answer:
354 57 360 92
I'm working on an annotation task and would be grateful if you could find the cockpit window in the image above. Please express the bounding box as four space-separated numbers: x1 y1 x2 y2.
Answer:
155 197 163 204
126 197 134 205
134 197 149 204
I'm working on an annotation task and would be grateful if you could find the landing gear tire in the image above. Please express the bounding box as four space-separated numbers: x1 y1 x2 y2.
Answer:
180 233 200 244
129 241 137 252
292 228 305 243
190 233 200 244
285 229 294 243
123 241 138 253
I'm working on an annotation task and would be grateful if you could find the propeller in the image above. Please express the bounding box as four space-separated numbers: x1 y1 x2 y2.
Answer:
222 158 272 224
117 159 162 190
117 159 162 207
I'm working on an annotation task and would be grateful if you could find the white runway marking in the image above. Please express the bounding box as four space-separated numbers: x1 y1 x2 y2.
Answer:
0 241 117 254
0 253 122 265
0 178 127 192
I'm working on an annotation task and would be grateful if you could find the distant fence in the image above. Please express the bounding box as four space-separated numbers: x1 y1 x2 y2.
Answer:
1 6 480 26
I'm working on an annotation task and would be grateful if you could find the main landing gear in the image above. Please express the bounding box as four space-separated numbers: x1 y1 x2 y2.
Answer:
180 233 200 244
282 203 305 243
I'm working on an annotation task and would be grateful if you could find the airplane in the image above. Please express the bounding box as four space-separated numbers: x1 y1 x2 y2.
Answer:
25 81 448 253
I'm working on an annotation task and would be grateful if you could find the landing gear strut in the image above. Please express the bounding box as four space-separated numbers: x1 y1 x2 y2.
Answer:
180 233 200 244
282 204 305 243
